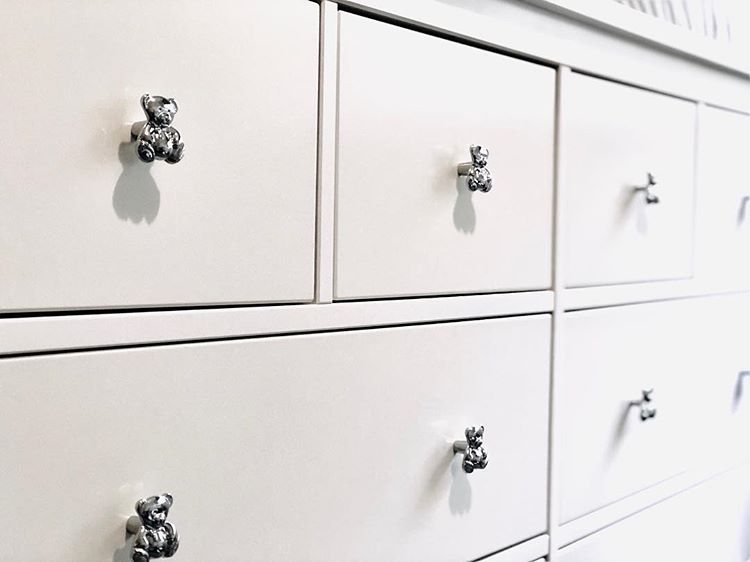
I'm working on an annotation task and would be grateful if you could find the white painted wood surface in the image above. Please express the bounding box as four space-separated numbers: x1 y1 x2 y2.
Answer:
559 299 708 523
0 0 318 312
315 1 339 304
335 12 555 299
563 279 748 310
547 65 573 562
0 291 554 356
562 73 696 288
558 457 747 547
1 2 749 560
691 294 750 466
556 292 750 545
694 105 750 286
0 316 550 561
480 535 549 562
332 0 750 112
557 465 750 562
524 0 749 73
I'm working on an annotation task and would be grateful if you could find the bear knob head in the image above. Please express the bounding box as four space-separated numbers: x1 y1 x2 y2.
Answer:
141 94 179 127
135 493 173 529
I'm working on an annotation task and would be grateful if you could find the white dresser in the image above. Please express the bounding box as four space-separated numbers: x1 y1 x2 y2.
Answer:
1 1 749 561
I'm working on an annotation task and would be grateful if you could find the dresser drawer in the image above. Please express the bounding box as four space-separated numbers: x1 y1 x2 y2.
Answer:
335 13 555 299
694 106 750 286
558 467 750 562
563 74 696 288
0 316 551 561
0 0 317 311
559 300 708 522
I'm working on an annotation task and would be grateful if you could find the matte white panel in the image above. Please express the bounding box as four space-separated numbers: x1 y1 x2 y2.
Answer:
694 106 750 286
558 467 750 562
559 300 711 522
0 0 318 311
331 0 750 112
691 294 750 466
336 13 555 299
563 73 696 287
0 291 554 356
0 316 551 561
480 535 549 562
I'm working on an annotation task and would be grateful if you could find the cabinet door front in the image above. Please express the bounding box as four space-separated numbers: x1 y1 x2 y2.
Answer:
0 0 318 311
563 74 696 288
0 316 551 561
336 13 555 299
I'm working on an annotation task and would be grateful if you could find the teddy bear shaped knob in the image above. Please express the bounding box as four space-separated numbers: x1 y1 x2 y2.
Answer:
131 94 185 164
634 172 659 204
457 145 493 193
453 425 489 473
126 493 179 561
630 389 657 421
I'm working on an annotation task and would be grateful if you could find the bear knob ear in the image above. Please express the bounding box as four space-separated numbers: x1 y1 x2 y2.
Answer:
140 93 151 112
135 497 148 517
168 98 178 112
163 494 174 508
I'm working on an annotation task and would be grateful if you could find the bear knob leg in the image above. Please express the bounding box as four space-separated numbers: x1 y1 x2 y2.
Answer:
166 142 185 164
132 547 150 562
137 141 156 163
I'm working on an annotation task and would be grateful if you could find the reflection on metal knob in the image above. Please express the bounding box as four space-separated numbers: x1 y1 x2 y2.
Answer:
630 389 657 421
453 425 488 473
457 145 493 193
126 493 179 561
131 94 185 164
634 173 659 204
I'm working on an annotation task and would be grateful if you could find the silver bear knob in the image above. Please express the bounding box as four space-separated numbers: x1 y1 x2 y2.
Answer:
634 172 659 204
457 145 493 193
630 389 657 421
453 425 489 473
131 94 185 164
126 493 179 561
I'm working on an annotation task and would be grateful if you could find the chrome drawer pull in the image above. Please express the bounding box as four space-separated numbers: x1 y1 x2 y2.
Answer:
634 173 659 204
131 94 185 164
630 389 657 421
126 493 180 561
457 145 493 193
453 425 489 473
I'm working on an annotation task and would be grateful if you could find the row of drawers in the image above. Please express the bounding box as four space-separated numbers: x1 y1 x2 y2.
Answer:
3 294 749 560
2 2 749 312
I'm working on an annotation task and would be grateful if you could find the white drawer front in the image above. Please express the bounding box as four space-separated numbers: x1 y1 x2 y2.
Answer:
558 467 750 562
727 295 750 463
694 106 750 286
336 14 555 299
0 0 318 311
693 294 750 465
559 300 711 522
563 73 696 288
0 316 551 561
